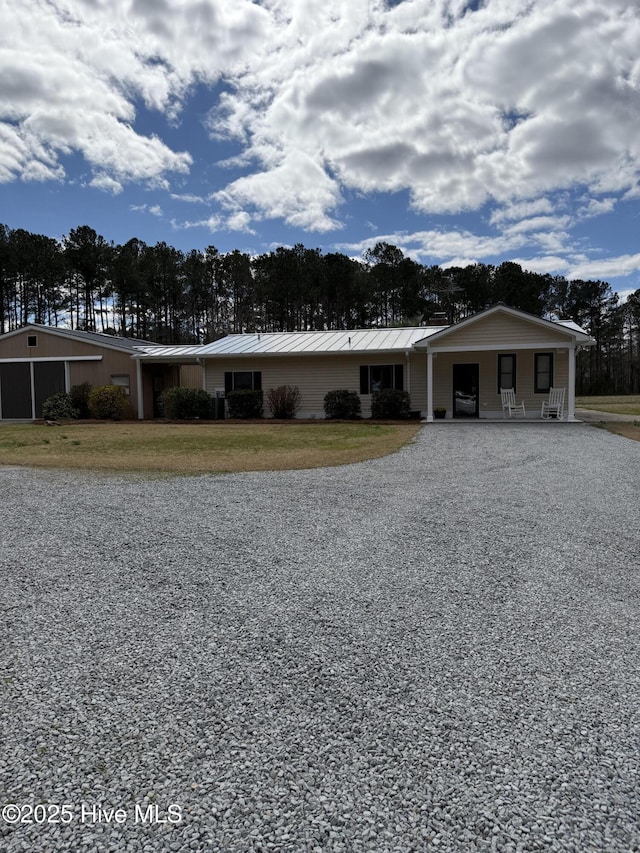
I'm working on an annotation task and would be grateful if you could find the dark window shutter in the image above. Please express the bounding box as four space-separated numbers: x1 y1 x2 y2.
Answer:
224 372 232 393
253 371 262 391
360 365 369 394
394 364 404 390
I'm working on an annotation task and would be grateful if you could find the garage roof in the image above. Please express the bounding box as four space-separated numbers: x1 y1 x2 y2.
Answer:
0 323 158 353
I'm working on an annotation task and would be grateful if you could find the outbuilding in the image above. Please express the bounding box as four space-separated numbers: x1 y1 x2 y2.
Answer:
0 324 200 420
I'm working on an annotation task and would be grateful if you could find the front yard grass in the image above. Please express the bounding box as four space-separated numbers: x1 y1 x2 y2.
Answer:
575 396 640 443
593 422 640 443
0 421 421 474
576 394 640 415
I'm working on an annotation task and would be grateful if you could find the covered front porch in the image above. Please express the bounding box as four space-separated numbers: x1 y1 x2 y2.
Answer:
411 305 594 423
419 346 579 422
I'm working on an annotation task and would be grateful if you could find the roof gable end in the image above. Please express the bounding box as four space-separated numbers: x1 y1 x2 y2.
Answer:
413 304 593 349
0 324 157 354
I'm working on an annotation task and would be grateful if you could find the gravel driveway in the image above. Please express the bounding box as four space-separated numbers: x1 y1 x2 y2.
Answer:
1 423 639 853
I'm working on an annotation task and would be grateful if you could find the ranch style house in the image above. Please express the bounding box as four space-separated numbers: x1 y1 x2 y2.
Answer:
0 304 594 422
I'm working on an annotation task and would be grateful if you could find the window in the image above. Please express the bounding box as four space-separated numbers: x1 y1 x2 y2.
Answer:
224 371 262 393
359 364 404 394
111 374 130 396
27 335 37 347
498 354 516 393
534 353 553 393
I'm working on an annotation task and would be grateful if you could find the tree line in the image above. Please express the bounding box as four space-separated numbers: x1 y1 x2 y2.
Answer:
1 223 639 394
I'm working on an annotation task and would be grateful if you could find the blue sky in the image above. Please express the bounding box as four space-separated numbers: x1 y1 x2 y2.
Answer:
3 0 640 301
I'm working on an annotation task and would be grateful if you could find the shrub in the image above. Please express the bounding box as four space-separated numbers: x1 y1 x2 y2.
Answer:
41 392 79 421
323 389 362 419
69 382 92 418
226 389 263 419
267 385 301 419
158 387 214 419
88 385 129 420
371 388 411 419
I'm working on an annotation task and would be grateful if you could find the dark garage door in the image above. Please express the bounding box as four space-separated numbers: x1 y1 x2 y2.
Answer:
0 361 66 419
34 362 65 417
0 363 32 418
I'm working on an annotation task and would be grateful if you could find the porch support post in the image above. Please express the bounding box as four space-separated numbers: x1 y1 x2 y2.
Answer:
567 344 577 421
136 358 144 420
426 349 434 422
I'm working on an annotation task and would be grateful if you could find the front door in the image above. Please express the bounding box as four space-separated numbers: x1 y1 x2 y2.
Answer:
452 363 479 418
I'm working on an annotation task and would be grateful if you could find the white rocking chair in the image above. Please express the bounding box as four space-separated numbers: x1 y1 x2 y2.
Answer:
541 387 565 420
501 388 526 418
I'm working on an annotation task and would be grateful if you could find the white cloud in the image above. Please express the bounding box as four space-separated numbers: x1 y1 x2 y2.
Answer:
490 198 555 225
0 0 265 188
502 216 572 236
510 256 571 276
199 0 640 231
2 0 640 262
615 288 636 304
214 150 343 232
90 174 123 194
338 227 524 265
568 253 640 281
173 214 222 233
129 202 163 216
225 211 255 234
577 197 617 219
170 192 206 204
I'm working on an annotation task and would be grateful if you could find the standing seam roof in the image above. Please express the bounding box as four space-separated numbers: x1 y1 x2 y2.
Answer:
194 327 442 356
133 317 592 360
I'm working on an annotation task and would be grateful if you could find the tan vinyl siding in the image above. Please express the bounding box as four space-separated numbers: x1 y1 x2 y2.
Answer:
67 352 133 388
69 353 139 418
0 329 126 359
407 353 427 413
431 312 573 348
432 349 569 416
205 352 426 417
179 364 204 389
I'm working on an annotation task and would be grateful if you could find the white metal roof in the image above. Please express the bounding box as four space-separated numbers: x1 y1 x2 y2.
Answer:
135 327 444 359
555 319 590 334
133 344 205 358
133 314 593 361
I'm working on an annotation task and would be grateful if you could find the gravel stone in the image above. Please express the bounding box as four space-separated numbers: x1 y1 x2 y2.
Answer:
1 423 640 852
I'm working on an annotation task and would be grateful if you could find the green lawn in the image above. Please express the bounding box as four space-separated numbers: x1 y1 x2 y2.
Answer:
575 395 640 443
0 421 421 474
576 395 640 415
